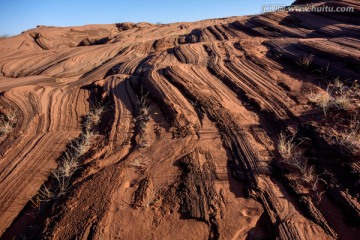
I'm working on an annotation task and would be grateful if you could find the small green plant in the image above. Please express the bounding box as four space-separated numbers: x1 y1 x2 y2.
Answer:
314 63 332 80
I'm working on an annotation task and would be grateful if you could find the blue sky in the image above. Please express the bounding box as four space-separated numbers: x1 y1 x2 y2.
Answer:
0 0 293 36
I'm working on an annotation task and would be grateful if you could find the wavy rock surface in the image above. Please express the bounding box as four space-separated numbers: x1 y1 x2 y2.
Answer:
0 0 359 239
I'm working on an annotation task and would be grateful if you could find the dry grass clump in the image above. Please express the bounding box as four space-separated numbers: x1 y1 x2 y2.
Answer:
58 152 80 178
278 132 303 162
37 129 94 202
297 54 313 71
84 104 105 131
334 94 351 110
278 132 320 190
31 185 54 208
307 90 332 116
50 169 71 197
136 92 151 129
0 110 17 135
307 79 354 115
135 91 151 147
32 102 102 205
302 165 319 187
72 130 95 157
4 110 17 123
0 119 13 135
331 78 352 110
340 114 360 155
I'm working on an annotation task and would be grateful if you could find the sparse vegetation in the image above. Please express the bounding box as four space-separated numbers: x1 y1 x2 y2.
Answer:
278 132 320 190
314 63 332 80
71 130 95 157
136 92 150 129
0 110 17 135
307 90 332 116
307 78 354 115
339 114 360 155
135 89 151 147
58 154 80 178
32 103 103 205
278 132 298 161
0 119 13 135
31 185 54 208
334 94 351 110
297 54 313 70
84 103 105 131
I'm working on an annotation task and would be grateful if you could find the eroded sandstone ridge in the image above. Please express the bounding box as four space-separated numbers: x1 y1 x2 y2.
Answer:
0 0 359 239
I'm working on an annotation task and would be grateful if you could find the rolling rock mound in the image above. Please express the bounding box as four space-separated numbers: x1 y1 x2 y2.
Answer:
0 0 360 239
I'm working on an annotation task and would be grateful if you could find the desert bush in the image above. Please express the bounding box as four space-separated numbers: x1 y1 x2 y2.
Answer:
31 101 103 207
